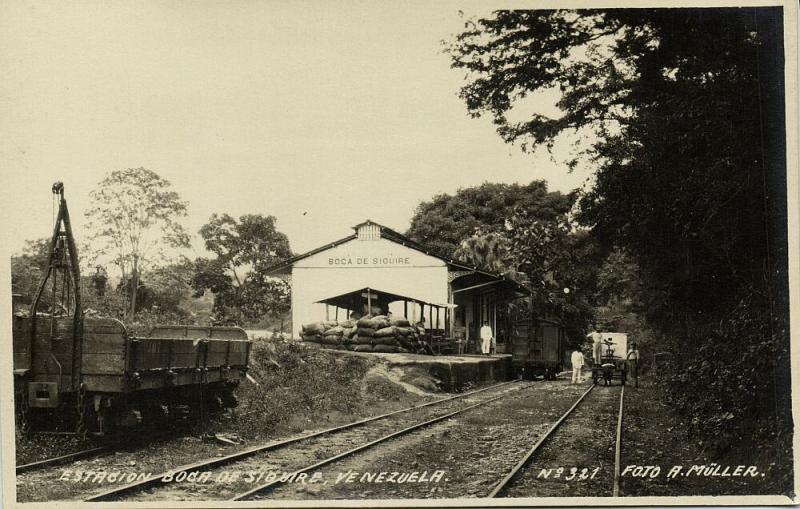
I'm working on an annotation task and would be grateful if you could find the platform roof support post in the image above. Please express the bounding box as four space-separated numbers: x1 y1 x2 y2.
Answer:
367 288 372 316
326 304 330 321
448 287 455 337
404 301 408 317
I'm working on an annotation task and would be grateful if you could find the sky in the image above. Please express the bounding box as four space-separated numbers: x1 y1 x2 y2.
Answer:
0 1 593 262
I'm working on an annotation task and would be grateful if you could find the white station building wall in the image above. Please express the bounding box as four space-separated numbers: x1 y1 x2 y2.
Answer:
290 237 448 338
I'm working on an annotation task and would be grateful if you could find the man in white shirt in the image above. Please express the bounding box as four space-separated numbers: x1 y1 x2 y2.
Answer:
626 342 640 388
587 325 603 365
571 347 585 384
480 321 493 356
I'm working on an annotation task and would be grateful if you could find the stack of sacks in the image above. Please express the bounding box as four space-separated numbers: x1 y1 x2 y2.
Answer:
301 315 431 355
353 315 420 353
300 320 357 350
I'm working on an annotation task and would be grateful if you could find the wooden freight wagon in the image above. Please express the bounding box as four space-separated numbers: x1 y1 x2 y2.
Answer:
14 315 251 434
510 318 564 380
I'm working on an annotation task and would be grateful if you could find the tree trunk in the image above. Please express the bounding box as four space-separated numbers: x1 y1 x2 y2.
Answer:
129 254 139 320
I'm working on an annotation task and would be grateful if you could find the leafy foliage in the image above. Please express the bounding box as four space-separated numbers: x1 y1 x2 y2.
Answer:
84 168 190 318
10 238 50 305
506 210 601 337
448 7 790 478
453 232 517 276
406 181 572 257
192 213 293 326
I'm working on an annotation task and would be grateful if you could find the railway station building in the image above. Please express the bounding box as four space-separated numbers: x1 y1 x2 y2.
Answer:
266 220 530 352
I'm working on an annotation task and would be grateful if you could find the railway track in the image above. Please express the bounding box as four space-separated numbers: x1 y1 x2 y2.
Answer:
16 423 203 476
488 383 626 498
16 446 112 475
83 380 526 502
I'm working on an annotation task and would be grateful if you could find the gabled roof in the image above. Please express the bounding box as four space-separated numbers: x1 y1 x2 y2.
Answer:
264 233 357 274
265 219 519 286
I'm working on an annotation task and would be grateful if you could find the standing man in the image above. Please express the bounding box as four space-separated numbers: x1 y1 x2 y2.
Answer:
571 347 585 384
626 342 640 388
588 325 603 365
480 320 493 356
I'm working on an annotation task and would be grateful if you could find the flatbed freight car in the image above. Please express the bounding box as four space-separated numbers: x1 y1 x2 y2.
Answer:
12 183 251 436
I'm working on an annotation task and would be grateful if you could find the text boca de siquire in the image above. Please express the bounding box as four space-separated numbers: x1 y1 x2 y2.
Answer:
622 464 763 479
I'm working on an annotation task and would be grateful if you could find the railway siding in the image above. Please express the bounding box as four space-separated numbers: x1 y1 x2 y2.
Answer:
500 385 621 498
247 380 591 500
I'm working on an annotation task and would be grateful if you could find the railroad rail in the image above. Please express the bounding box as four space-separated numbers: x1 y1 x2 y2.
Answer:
16 423 202 476
488 383 626 498
16 446 111 475
84 380 523 502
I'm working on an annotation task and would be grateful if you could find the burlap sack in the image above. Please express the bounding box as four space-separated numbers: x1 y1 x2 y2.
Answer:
389 317 411 327
357 316 389 330
302 322 326 335
372 317 390 329
355 327 375 337
372 337 399 346
353 344 374 352
356 336 374 345
372 344 398 353
374 326 397 338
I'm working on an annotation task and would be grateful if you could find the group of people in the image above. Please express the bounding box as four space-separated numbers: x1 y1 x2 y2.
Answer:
570 327 640 387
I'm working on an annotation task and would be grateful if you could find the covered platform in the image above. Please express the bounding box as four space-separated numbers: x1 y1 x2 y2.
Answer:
315 286 455 344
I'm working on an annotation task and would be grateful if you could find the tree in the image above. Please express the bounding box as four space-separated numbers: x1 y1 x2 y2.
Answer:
448 7 790 473
84 168 191 319
192 213 292 326
407 181 573 257
505 210 600 334
10 238 50 308
453 232 516 276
